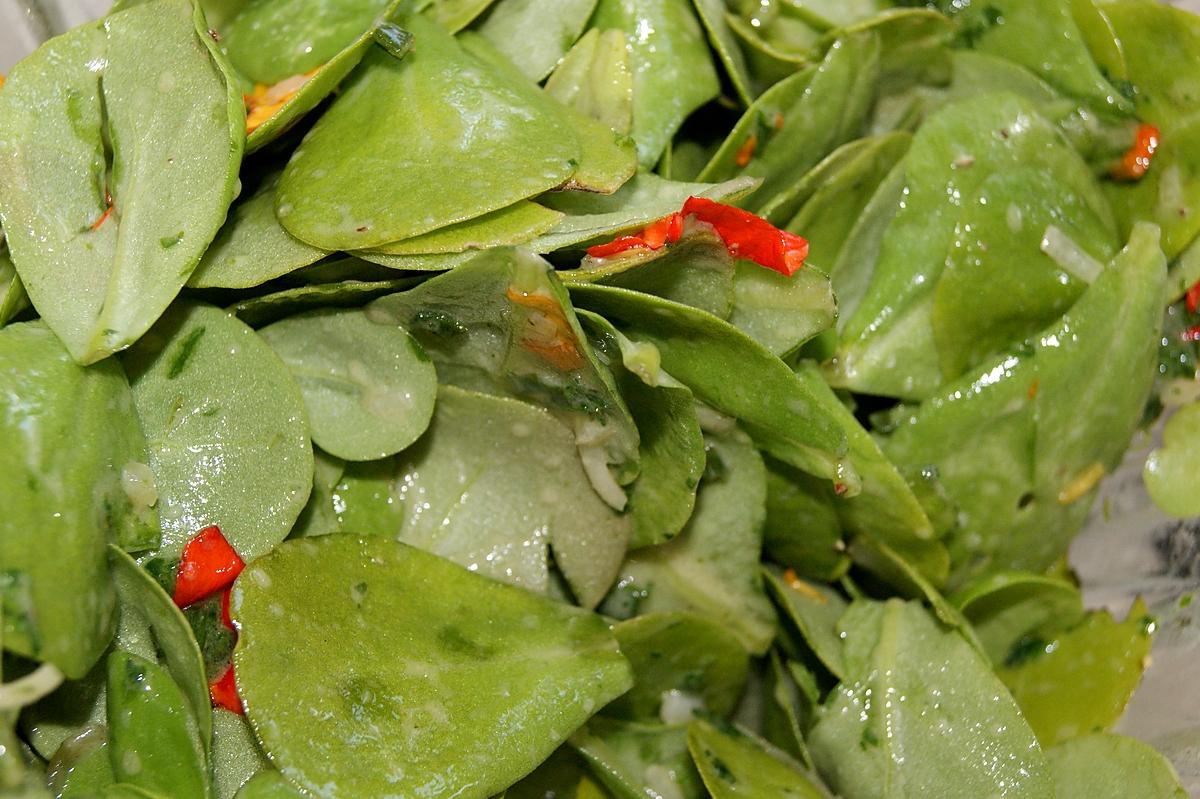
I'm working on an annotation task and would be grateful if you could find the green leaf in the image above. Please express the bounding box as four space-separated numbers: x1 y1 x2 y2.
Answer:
258 308 436 461
801 363 946 579
231 536 632 799
46 726 114 798
571 719 703 799
930 166 1116 380
577 285 943 578
0 249 29 327
102 784 171 799
605 613 750 721
1045 734 1187 799
19 582 166 760
545 28 634 137
426 0 498 31
762 458 847 583
600 430 777 654
334 386 632 607
761 652 816 768
234 772 307 799
507 747 593 799
569 283 847 487
1145 402 1200 517
578 312 704 549
1102 2 1200 133
727 262 836 358
591 0 720 167
0 0 243 364
0 322 154 676
124 302 314 561
690 0 755 105
211 709 270 799
276 15 579 250
105 651 209 799
354 249 480 272
809 600 1054 799
565 228 734 320
845 535 979 649
956 0 1131 114
725 0 826 58
783 133 912 270
997 600 1154 747
109 546 212 752
287 448 345 539
457 31 636 196
833 8 952 90
827 158 906 327
323 457 399 538
687 719 831 799
701 32 880 214
764 569 849 681
187 170 329 290
952 572 1084 666
366 248 641 495
223 0 390 83
244 17 392 154
835 92 1114 399
364 201 564 256
722 11 812 94
1102 5 1200 258
228 276 418 329
477 0 598 82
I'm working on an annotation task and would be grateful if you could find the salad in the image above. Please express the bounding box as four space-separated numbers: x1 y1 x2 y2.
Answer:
1 0 1198 796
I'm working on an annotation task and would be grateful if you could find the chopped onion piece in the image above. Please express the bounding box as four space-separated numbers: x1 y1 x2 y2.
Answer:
1040 225 1103 284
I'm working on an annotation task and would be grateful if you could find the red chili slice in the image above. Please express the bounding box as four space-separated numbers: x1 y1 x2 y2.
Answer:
641 212 683 249
173 526 245 609
1182 325 1200 343
585 213 683 258
1186 280 1200 315
209 664 244 715
586 235 651 258
584 199 809 276
681 196 809 276
1111 123 1161 182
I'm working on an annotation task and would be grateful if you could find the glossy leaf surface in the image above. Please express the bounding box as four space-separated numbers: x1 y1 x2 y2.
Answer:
232 536 633 799
125 302 313 561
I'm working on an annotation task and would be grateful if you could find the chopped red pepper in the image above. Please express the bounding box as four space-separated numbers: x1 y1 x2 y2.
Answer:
587 235 651 259
585 199 809 276
1111 123 1161 182
640 212 683 249
585 213 683 258
1186 280 1200 315
173 525 245 609
681 196 809 276
1182 325 1200 343
209 664 244 715
735 135 758 168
